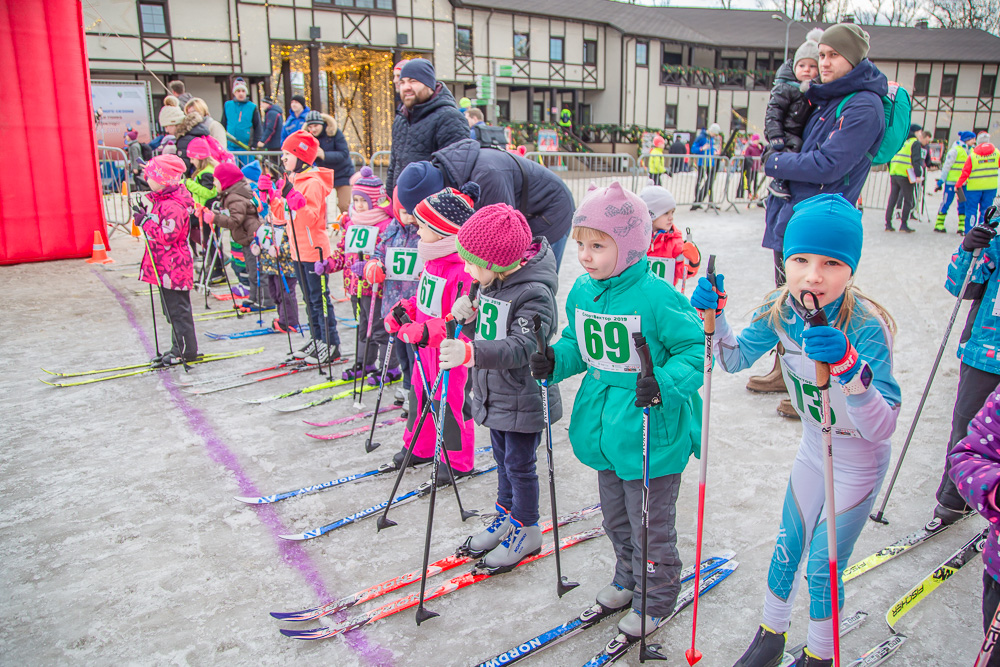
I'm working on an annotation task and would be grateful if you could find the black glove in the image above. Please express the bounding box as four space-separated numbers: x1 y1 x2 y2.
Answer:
768 138 786 152
635 375 662 408
529 347 555 380
197 172 215 189
963 224 997 252
281 178 294 197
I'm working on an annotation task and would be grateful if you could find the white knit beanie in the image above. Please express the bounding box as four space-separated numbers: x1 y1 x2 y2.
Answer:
978 132 991 146
640 183 677 220
794 28 824 67
159 105 185 127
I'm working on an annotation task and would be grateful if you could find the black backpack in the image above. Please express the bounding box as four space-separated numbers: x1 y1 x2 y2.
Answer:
140 143 154 162
473 124 508 149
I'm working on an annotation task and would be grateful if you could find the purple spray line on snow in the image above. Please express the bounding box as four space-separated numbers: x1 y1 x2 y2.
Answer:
94 270 394 666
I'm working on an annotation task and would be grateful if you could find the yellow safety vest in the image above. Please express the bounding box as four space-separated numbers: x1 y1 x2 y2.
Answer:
888 137 917 177
947 143 969 183
966 149 1000 191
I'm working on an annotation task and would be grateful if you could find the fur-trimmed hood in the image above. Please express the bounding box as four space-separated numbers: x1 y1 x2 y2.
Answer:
176 111 205 138
321 113 339 136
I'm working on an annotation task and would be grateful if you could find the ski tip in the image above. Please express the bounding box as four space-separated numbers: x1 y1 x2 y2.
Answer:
39 368 60 376
234 496 265 504
270 610 316 622
38 378 61 387
278 533 308 541
303 432 326 440
279 626 333 640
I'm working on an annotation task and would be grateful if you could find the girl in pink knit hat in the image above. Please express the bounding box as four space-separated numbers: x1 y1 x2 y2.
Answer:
423 202 563 572
528 181 705 640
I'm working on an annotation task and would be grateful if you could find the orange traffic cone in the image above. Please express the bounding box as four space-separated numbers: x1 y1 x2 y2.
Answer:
86 230 115 264
130 221 142 237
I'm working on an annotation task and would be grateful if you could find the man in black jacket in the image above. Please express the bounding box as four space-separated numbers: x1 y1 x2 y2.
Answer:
396 139 574 268
384 59 469 194
257 98 283 151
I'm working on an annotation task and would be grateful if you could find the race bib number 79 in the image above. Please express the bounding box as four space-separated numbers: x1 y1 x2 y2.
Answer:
346 225 378 255
575 310 642 373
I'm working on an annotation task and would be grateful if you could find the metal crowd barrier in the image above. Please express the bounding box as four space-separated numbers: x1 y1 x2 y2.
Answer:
97 145 133 238
368 150 392 183
637 154 730 211
526 152 641 206
723 156 768 211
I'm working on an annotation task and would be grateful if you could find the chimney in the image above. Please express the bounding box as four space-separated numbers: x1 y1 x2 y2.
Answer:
915 18 929 28
842 13 855 23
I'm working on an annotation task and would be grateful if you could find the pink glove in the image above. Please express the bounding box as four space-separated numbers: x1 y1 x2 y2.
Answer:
326 256 338 274
200 207 215 224
384 299 415 333
398 318 447 348
257 174 273 196
286 189 306 211
364 260 386 284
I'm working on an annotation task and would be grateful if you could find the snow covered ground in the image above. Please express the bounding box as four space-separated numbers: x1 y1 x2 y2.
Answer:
0 203 987 666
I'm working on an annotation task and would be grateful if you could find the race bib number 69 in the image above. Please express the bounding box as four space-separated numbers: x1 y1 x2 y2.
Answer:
346 225 378 255
649 257 676 282
575 310 642 373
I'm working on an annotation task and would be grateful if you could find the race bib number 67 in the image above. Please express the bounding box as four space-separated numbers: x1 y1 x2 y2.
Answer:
416 272 447 317
575 310 642 373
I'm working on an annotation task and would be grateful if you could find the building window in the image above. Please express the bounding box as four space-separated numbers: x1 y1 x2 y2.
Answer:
662 50 682 66
513 33 529 60
732 106 748 131
913 73 930 96
719 57 747 87
664 104 677 128
324 0 394 8
940 73 958 97
550 37 564 63
583 39 597 66
636 41 648 68
532 101 545 123
138 1 168 35
697 105 708 130
497 100 510 123
579 103 592 125
456 26 473 56
981 74 997 98
935 127 951 142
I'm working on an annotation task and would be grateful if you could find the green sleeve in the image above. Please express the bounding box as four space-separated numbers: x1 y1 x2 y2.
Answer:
185 172 217 204
550 296 587 384
651 289 705 410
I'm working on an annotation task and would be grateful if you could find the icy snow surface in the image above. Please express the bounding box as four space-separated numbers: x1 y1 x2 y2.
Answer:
0 205 985 665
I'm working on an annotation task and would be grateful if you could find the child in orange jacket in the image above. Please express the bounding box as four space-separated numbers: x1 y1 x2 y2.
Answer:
640 183 700 289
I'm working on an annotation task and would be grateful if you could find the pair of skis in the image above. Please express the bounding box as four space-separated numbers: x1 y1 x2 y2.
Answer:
38 347 264 387
204 323 310 340
304 406 405 440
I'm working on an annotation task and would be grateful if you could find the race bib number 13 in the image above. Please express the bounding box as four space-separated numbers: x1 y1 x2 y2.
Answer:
476 295 511 341
416 272 447 317
386 247 423 281
575 310 642 373
346 225 378 255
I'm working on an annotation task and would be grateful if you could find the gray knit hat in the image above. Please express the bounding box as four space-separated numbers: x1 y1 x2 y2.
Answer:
820 23 870 67
794 28 824 68
303 110 325 127
640 183 677 220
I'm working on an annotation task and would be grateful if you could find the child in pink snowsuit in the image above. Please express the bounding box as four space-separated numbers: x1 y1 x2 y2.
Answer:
384 184 480 476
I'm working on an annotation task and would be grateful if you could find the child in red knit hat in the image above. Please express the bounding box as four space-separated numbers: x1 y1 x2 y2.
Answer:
432 202 562 573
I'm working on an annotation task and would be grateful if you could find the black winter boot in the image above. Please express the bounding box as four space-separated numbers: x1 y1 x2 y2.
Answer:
733 624 787 667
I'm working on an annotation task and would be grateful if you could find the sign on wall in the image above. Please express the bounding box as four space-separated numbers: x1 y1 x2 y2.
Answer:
91 80 153 149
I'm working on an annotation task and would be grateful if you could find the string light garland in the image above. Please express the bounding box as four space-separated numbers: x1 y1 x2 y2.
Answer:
662 64 775 79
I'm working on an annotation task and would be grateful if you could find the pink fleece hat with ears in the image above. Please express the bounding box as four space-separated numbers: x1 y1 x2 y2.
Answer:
572 181 652 277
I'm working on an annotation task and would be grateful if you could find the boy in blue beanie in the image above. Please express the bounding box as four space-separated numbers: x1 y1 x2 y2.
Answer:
692 194 901 666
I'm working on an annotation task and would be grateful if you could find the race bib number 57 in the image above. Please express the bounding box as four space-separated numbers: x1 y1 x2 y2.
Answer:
386 247 423 281
575 310 642 373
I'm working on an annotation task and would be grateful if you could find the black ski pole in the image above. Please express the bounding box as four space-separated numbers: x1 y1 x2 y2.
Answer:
315 245 335 378
131 200 161 359
269 226 295 357
356 262 379 410
363 330 394 453
633 332 668 662
206 218 242 319
532 313 579 598
871 205 999 524
414 318 460 625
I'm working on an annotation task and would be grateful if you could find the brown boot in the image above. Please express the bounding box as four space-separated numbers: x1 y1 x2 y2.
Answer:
777 399 801 420
746 344 789 394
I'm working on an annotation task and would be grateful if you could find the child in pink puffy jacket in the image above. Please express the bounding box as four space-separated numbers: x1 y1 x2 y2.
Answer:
137 155 198 366
384 184 480 476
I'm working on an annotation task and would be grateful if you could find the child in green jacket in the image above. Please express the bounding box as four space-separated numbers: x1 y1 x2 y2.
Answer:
530 181 704 640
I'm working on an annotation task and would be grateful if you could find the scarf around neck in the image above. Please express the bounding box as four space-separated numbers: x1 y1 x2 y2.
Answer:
417 235 457 261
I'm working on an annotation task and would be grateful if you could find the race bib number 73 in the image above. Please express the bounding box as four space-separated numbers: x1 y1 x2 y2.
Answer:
575 310 642 373
476 295 511 341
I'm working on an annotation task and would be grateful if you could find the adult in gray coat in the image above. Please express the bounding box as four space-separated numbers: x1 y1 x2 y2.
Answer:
396 139 575 268
384 59 470 194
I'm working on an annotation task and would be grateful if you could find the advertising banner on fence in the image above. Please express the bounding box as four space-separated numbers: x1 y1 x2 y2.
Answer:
91 80 153 150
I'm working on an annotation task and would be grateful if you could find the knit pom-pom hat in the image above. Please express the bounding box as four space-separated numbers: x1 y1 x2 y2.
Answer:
572 181 652 277
794 28 824 68
457 203 533 272
351 166 386 208
144 155 187 187
414 183 480 237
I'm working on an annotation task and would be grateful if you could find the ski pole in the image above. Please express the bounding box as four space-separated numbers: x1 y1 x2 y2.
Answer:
363 328 394 453
315 246 335 378
531 313 579 598
356 269 380 410
800 289 841 667
685 254 717 666
976 600 1000 667
206 219 242 319
269 227 295 356
350 278 364 392
632 333 667 663
870 206 999 524
254 247 263 327
131 201 162 359
414 318 459 626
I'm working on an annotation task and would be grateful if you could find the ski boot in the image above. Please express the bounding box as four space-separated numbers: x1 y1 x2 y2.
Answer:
308 343 342 366
793 648 832 667
477 519 542 575
596 582 634 613
768 179 791 199
342 362 377 381
733 624 787 667
932 502 972 527
617 608 662 638
391 446 434 470
746 344 787 394
457 504 511 558
368 367 402 386
393 387 406 407
291 339 317 361
435 463 474 487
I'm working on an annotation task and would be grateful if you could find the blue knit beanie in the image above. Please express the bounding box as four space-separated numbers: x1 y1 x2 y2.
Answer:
783 194 863 274
400 59 437 90
397 161 445 213
959 131 976 143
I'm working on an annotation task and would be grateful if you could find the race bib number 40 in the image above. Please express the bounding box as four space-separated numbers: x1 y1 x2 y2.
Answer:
476 295 511 341
416 272 447 317
575 310 642 373
386 247 423 281
649 257 676 282
346 225 378 255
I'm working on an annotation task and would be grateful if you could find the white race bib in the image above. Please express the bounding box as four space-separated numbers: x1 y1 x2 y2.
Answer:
476 295 512 341
416 272 447 317
575 310 642 373
386 247 424 281
345 225 378 255
649 257 677 282
780 360 861 438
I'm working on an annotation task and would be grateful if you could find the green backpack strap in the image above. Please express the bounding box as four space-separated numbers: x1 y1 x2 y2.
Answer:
835 92 858 119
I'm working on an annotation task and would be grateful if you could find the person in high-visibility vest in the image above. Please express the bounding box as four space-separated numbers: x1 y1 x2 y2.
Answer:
955 132 1000 228
935 131 976 234
885 124 929 233
648 135 667 185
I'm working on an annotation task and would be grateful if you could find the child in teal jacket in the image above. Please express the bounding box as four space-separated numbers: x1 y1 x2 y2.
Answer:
530 181 704 639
